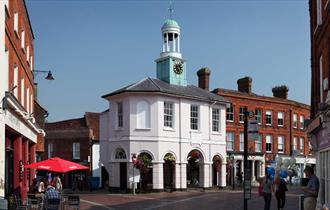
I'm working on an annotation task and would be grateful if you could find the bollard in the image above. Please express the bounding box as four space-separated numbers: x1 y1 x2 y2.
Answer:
299 194 304 210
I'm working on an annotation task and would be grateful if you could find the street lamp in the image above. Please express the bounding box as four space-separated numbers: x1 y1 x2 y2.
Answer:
131 153 137 195
33 69 55 80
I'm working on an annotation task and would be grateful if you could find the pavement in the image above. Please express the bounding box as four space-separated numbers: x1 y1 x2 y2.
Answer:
78 186 303 210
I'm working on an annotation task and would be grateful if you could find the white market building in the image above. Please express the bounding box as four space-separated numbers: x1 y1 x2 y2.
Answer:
100 18 229 192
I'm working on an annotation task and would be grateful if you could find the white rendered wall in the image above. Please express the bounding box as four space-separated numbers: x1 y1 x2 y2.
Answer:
92 144 102 188
102 93 227 189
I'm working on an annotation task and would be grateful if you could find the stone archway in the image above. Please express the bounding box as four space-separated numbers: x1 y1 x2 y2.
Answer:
187 150 204 187
136 152 153 192
163 153 176 191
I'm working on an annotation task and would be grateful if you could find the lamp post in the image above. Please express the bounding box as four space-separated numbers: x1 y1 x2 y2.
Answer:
131 153 137 195
33 69 54 80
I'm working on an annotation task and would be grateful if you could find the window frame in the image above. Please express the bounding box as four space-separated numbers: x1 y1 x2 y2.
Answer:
293 114 298 128
164 101 174 129
48 143 53 158
72 142 80 160
299 137 304 154
300 115 305 130
190 105 199 130
293 137 298 151
255 134 262 153
278 135 284 153
277 112 284 127
239 132 244 151
265 110 272 126
239 107 247 123
226 104 234 122
226 132 234 151
117 102 123 128
212 108 220 132
266 135 272 153
255 109 262 125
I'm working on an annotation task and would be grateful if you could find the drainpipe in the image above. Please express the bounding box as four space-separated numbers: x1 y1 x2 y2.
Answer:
179 98 182 190
289 109 293 156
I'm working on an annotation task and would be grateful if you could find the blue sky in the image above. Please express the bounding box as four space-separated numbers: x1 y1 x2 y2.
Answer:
26 0 310 122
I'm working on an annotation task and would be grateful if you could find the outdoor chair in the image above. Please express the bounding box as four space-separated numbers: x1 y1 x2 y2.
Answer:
44 198 61 210
27 197 40 210
14 195 27 210
65 195 80 210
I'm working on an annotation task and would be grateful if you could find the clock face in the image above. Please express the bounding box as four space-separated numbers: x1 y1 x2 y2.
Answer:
173 61 183 75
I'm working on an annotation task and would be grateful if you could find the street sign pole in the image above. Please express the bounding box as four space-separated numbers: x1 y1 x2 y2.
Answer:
244 111 248 210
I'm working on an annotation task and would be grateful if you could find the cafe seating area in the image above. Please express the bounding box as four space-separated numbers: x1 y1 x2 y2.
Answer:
19 191 80 210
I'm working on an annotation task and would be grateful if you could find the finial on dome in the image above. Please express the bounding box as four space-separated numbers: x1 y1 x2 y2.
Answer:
168 0 174 19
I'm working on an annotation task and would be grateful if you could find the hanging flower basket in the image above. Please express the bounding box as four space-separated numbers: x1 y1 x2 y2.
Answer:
190 150 201 159
136 153 152 174
164 154 176 164
214 160 221 172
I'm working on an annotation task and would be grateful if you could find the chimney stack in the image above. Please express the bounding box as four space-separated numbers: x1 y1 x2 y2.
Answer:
272 85 289 99
197 67 211 91
237 76 252 94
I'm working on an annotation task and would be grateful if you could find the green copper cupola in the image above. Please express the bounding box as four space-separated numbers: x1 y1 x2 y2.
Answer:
155 18 187 86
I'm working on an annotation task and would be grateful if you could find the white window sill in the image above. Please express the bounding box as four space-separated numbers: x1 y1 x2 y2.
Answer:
266 151 272 153
278 125 284 128
278 151 284 154
266 124 272 126
135 128 151 131
211 132 221 136
239 121 244 124
226 120 234 123
189 130 200 133
163 127 175 132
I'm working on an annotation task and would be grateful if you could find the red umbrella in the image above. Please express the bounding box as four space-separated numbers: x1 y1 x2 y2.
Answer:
25 157 88 173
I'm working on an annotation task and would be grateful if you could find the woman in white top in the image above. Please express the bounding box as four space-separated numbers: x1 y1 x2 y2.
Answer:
38 179 45 193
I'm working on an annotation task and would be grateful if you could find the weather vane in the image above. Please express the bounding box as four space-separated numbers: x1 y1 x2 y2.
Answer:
168 0 174 19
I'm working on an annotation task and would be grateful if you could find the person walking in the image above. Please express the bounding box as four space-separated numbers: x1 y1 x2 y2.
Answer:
275 176 288 210
262 172 274 210
302 166 319 210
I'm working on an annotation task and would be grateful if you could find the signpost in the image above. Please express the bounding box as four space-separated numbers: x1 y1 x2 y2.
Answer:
248 120 259 141
243 111 258 210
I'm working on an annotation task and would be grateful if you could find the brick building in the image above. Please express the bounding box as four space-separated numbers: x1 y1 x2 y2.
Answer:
308 0 330 207
197 71 313 185
0 0 47 206
44 112 101 190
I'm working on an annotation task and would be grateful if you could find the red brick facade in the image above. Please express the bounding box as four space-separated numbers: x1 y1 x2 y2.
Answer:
213 81 310 165
2 0 47 203
44 112 100 189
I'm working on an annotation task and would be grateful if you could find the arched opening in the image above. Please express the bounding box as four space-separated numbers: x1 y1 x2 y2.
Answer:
187 150 204 188
115 148 127 190
163 153 176 191
136 152 153 192
212 155 222 186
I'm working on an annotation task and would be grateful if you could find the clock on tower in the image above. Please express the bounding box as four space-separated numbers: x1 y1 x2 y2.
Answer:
155 19 187 86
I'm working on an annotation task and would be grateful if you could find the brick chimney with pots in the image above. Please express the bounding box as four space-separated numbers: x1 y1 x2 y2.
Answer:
272 85 289 99
237 76 252 94
197 67 211 91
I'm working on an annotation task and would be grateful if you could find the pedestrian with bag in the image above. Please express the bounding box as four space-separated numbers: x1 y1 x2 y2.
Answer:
263 172 274 210
275 176 288 210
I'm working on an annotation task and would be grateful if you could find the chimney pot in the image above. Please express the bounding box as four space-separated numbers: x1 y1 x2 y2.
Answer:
197 67 211 90
272 85 289 99
237 76 252 94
